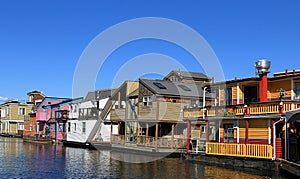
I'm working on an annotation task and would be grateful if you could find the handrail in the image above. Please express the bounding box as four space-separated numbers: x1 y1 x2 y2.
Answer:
183 101 300 118
206 142 273 159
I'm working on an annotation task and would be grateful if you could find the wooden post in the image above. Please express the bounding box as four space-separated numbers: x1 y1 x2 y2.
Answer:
110 122 113 144
146 123 149 145
186 121 191 153
118 122 120 135
155 123 159 149
206 121 209 142
146 123 149 137
171 123 175 148
245 119 249 144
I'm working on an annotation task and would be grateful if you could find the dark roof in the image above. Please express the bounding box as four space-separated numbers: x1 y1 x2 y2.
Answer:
27 90 45 96
84 88 115 101
164 70 210 81
140 79 215 98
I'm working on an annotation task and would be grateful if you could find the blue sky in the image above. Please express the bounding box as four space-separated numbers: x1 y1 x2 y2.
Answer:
1 0 300 101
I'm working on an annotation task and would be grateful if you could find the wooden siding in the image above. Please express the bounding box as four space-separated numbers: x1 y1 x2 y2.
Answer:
158 101 188 122
126 81 139 95
220 119 269 141
110 109 126 121
268 79 292 99
138 102 157 121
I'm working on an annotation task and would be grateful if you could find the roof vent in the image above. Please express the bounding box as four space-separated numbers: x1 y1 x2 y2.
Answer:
255 59 271 75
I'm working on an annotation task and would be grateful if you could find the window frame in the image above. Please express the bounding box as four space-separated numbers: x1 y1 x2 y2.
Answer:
142 96 153 106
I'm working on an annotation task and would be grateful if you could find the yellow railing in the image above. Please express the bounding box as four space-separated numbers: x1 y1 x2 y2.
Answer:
249 103 279 115
206 142 273 159
183 101 300 118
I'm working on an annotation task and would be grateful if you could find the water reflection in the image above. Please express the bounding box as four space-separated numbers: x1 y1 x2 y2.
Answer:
0 137 292 178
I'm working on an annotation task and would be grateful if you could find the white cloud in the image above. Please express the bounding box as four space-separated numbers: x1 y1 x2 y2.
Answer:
0 96 8 101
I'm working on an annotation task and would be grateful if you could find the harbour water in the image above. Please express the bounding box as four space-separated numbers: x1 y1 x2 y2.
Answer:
0 137 292 178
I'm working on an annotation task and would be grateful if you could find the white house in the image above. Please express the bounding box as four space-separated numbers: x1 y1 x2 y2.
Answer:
65 89 118 148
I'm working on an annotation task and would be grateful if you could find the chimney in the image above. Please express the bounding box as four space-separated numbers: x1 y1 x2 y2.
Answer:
255 59 271 102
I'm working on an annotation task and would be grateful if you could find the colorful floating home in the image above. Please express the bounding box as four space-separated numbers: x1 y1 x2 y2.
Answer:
43 97 82 142
34 97 68 140
0 100 33 137
183 59 300 175
23 90 46 141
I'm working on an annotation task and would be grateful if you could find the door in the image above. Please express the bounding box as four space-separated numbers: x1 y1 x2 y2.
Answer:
244 86 258 104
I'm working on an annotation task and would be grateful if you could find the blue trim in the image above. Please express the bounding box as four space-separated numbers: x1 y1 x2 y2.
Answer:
36 97 68 110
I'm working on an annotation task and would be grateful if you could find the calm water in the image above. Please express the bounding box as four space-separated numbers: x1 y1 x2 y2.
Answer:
0 137 292 179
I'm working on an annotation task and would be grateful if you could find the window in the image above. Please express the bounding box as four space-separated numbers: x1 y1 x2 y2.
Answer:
18 123 25 130
30 124 33 131
0 108 6 118
178 84 191 91
296 83 300 99
72 123 77 132
82 122 86 133
225 87 232 105
153 82 167 89
18 107 26 116
68 122 71 132
224 124 234 143
143 96 152 106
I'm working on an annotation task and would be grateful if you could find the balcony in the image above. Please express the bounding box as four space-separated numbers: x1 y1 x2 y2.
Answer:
183 101 300 119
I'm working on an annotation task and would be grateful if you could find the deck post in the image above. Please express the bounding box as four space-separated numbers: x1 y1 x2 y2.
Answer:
146 123 149 146
186 120 191 153
245 119 249 144
171 123 174 148
206 121 209 142
155 123 158 149
146 123 149 138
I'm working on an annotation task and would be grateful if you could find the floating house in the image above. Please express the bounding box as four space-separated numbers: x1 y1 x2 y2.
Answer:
23 91 46 140
88 72 215 153
43 97 83 142
34 97 68 140
183 60 300 174
0 100 33 137
65 89 116 148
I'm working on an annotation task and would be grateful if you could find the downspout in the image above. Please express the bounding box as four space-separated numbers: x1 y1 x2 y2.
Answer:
273 117 285 160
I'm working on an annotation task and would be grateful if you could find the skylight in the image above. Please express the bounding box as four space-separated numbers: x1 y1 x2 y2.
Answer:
153 82 167 89
178 84 191 91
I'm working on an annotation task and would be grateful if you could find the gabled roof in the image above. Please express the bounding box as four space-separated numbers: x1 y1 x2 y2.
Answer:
139 78 215 98
84 88 115 102
164 70 210 81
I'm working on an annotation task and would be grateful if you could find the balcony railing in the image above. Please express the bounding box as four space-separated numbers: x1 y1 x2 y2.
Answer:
206 142 273 159
136 136 187 148
183 101 300 119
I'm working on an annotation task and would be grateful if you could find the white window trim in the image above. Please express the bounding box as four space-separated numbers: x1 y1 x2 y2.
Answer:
18 107 26 116
143 96 153 106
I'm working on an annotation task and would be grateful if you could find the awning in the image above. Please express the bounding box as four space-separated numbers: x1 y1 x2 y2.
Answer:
286 108 300 122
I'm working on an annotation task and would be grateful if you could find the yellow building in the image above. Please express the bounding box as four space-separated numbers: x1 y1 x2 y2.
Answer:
0 100 33 137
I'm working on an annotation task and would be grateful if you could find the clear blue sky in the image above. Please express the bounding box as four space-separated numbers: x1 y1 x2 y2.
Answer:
1 0 300 101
